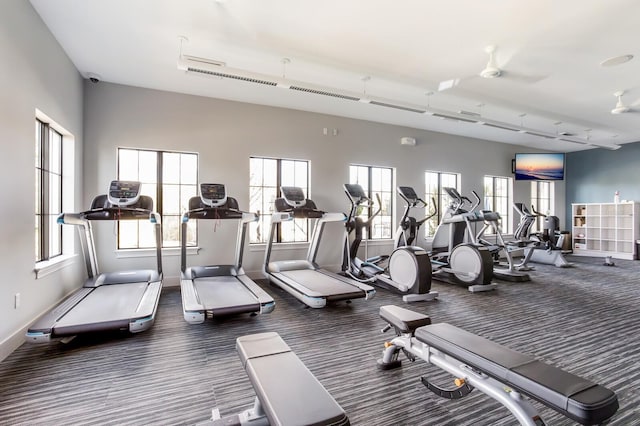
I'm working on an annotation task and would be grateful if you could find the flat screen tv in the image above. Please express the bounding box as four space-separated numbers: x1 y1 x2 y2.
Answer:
514 153 565 181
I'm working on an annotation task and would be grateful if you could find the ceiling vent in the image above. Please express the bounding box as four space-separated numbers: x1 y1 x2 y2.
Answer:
289 85 360 101
177 55 621 150
481 122 520 132
369 101 426 114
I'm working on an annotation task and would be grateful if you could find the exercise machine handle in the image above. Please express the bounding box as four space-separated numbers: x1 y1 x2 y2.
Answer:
530 204 546 217
415 197 438 227
469 190 481 212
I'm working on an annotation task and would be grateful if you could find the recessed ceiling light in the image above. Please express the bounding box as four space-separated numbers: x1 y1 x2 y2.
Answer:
600 54 634 67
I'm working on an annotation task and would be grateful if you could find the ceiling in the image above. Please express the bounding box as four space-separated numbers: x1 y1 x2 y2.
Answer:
30 0 640 152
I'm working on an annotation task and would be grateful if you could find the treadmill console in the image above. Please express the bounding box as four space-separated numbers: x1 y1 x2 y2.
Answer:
108 181 141 207
398 186 419 203
281 186 307 208
200 183 228 207
344 183 368 204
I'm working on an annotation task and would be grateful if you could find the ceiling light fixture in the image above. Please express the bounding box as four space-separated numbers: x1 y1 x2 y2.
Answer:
600 54 634 67
517 113 527 133
277 58 291 89
359 76 372 103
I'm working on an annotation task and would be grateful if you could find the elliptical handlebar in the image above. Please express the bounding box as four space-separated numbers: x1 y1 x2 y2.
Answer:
469 190 481 212
530 204 546 217
344 185 382 227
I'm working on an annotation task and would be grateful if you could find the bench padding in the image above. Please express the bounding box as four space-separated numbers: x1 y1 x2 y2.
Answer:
380 305 431 333
415 323 618 425
237 332 349 426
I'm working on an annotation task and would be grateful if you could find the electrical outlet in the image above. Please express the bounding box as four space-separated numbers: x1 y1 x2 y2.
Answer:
14 293 20 309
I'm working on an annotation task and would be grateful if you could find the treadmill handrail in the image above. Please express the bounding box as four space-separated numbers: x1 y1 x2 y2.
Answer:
180 204 258 273
57 207 162 278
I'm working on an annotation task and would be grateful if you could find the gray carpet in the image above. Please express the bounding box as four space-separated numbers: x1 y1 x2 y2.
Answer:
1 255 639 425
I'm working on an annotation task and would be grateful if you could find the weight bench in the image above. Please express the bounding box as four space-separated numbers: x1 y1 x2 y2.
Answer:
377 305 618 426
205 332 349 426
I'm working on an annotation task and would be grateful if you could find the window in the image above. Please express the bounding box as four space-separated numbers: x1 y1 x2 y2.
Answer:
425 171 460 237
117 148 198 249
35 112 75 276
249 157 309 244
35 120 63 262
483 175 513 234
531 181 554 232
349 165 393 239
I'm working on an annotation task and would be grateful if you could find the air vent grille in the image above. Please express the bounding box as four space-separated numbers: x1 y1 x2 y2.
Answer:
482 123 519 131
187 67 278 86
289 85 360 101
557 138 588 145
432 113 477 123
369 101 426 114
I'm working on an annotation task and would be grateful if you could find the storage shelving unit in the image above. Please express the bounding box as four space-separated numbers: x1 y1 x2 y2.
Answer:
572 202 639 260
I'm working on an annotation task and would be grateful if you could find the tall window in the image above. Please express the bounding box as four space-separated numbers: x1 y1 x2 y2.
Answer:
35 120 63 262
483 175 513 234
349 165 393 239
424 171 460 237
249 157 309 244
117 148 198 249
531 181 553 232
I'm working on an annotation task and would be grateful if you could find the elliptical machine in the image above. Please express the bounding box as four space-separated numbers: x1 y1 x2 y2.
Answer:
342 184 437 302
397 186 496 292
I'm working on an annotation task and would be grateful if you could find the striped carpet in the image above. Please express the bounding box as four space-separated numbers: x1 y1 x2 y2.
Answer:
1 255 639 425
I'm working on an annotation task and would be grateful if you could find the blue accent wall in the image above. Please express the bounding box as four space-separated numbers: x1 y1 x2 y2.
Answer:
566 141 640 224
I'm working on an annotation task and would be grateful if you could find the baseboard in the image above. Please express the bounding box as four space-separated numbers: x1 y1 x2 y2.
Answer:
163 276 180 287
1 276 182 363
0 322 31 363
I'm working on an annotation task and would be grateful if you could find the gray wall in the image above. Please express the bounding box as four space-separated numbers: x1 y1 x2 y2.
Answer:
84 82 562 282
0 0 84 359
0 0 568 360
566 142 640 224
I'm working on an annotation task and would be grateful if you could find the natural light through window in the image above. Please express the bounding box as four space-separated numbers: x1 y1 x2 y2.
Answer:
249 157 309 244
349 165 393 239
117 148 198 249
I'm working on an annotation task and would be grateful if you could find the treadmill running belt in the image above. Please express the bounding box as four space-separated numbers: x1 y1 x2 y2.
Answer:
55 282 150 333
277 269 361 297
193 276 260 314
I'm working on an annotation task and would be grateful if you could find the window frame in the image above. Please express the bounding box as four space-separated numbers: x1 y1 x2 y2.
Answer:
34 110 76 278
483 175 513 234
348 164 394 240
249 156 310 244
424 170 461 238
531 181 554 232
35 119 63 263
116 147 199 250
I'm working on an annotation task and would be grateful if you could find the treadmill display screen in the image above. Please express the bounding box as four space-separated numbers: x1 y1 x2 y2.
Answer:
200 183 227 207
108 181 141 206
398 186 418 202
281 186 306 207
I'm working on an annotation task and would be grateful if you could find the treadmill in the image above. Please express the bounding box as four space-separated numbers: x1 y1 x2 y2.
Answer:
180 183 275 324
26 181 163 343
264 186 376 308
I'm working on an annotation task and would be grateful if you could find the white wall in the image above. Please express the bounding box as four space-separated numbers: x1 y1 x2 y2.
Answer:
84 82 564 282
0 0 84 360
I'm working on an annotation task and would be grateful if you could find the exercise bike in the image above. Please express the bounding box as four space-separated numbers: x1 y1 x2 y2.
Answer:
342 183 437 302
397 186 496 292
513 203 573 268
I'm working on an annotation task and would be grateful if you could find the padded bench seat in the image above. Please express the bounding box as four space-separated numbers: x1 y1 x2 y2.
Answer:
236 332 349 426
380 305 431 333
415 323 619 425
